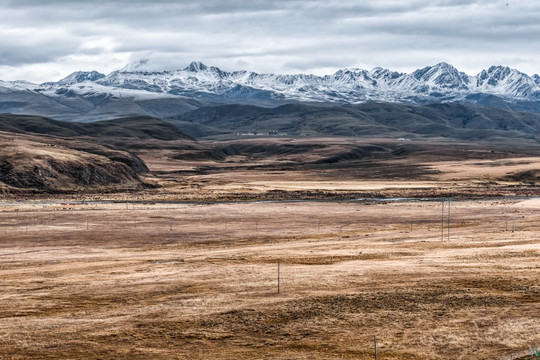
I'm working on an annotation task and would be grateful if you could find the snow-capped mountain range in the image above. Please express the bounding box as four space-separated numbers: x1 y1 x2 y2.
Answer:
2 61 540 121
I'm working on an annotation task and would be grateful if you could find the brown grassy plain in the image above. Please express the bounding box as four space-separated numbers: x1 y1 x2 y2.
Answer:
0 138 539 359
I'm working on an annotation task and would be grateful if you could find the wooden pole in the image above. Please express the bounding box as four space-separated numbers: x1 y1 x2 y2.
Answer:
277 261 280 294
447 198 451 242
441 199 444 241
374 335 378 360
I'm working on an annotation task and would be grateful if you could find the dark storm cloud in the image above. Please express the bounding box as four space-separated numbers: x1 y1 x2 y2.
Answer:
1 0 539 82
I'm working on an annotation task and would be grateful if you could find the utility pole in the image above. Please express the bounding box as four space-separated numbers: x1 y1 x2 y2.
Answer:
374 335 378 360
277 261 280 294
441 198 445 241
447 198 451 241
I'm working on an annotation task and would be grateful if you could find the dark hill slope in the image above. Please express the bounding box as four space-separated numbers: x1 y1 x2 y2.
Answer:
0 114 193 140
172 102 540 143
0 90 200 122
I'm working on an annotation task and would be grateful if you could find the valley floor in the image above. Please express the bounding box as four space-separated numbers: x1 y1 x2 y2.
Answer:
0 199 539 359
0 138 539 359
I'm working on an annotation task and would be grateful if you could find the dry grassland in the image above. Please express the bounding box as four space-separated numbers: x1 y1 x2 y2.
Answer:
1 138 539 359
0 197 539 359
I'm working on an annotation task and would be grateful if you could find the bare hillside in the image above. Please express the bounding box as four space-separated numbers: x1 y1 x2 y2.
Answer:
0 131 148 193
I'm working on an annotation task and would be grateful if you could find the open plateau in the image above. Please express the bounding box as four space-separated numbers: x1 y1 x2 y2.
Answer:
0 62 539 360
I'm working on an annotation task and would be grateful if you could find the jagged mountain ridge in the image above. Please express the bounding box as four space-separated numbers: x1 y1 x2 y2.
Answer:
48 61 540 101
2 61 540 120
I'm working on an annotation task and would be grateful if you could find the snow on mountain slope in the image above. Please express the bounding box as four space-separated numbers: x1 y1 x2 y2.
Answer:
0 80 41 93
475 66 539 98
3 61 540 106
55 71 106 86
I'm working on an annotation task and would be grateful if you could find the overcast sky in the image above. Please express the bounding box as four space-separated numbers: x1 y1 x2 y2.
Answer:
1 0 539 83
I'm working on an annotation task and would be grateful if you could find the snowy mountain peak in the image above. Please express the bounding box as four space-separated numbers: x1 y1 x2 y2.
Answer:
369 67 403 80
57 71 106 85
478 65 526 82
119 59 151 72
4 61 540 109
475 65 536 97
487 65 512 74
411 62 469 90
184 61 208 72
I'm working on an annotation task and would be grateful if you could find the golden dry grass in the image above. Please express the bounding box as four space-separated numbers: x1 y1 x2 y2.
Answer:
1 138 539 359
0 198 538 359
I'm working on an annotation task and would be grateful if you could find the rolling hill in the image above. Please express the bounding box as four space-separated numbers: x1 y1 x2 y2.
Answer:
0 114 193 141
0 131 150 193
0 114 197 193
171 102 540 143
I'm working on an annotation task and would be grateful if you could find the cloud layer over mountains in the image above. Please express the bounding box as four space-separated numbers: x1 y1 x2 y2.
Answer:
1 1 540 83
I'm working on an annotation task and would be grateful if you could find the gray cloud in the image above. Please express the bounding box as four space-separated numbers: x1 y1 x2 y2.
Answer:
0 0 539 82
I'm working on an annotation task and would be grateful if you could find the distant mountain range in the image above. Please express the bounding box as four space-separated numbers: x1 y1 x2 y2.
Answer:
2 61 540 121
